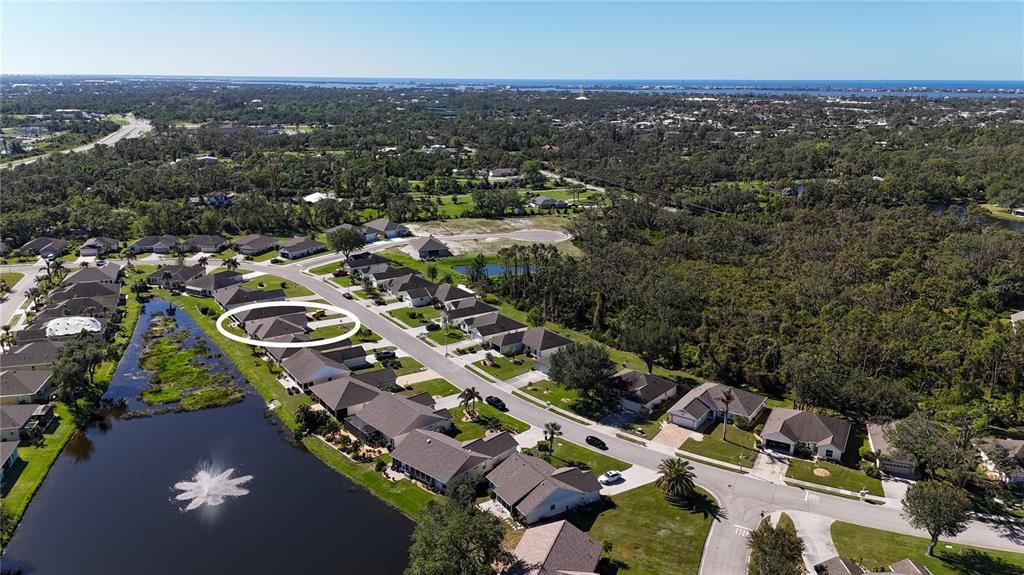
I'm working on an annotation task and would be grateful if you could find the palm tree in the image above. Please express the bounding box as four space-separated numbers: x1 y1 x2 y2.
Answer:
720 388 734 441
224 257 240 272
0 325 12 351
197 255 209 268
80 261 91 269
543 421 562 451
25 286 42 308
130 280 148 301
458 387 482 415
656 457 696 502
123 249 136 270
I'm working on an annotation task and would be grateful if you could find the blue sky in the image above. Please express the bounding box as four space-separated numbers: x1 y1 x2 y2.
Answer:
2 2 1021 80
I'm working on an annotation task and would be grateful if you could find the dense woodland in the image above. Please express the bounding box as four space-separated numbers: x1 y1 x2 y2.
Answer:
3 78 1023 429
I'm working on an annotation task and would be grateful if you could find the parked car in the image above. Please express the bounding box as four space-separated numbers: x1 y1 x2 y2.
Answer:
485 396 507 411
598 470 623 485
375 350 396 360
425 322 440 332
96 259 107 267
342 292 353 300
585 435 608 450
332 269 348 277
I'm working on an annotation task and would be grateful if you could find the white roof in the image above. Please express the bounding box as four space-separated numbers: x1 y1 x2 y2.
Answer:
303 192 331 203
45 316 102 337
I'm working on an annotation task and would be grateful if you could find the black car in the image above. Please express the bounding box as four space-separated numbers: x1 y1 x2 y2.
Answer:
342 292 354 300
585 435 608 450
485 396 507 411
375 350 396 360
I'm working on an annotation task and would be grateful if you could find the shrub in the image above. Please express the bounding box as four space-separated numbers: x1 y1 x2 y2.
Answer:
733 416 750 431
753 423 764 436
859 460 881 479
375 460 387 472
859 445 878 461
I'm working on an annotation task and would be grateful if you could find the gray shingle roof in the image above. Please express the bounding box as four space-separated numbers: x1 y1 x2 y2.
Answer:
146 264 204 284
49 282 119 302
214 286 285 308
280 349 349 384
391 430 497 486
408 235 450 254
445 299 496 321
616 369 677 404
234 234 279 252
346 393 450 441
764 408 852 451
813 556 865 574
512 520 602 575
0 404 45 430
310 377 380 412
487 453 601 515
431 283 473 303
521 327 572 353
0 369 52 397
470 313 527 337
669 382 766 421
888 559 932 575
186 270 242 291
63 264 121 284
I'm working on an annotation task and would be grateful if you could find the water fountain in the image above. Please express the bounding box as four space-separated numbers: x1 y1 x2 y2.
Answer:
173 465 253 511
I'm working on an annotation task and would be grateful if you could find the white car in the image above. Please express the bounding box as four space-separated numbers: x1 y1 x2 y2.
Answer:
598 470 623 485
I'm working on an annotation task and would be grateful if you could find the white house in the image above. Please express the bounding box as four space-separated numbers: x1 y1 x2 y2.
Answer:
520 327 573 372
79 237 119 257
486 452 602 525
667 382 767 431
978 438 1024 484
390 430 518 493
867 422 918 477
760 408 851 462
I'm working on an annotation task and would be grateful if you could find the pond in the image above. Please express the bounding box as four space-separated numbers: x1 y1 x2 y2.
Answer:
2 299 413 575
452 263 533 277
929 202 1024 234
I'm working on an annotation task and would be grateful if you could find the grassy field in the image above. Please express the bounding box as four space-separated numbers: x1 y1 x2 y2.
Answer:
831 521 1024 575
356 356 425 377
241 274 313 297
402 378 460 397
309 259 346 275
0 403 77 536
308 323 352 340
786 458 884 497
1 272 24 288
449 404 529 440
679 423 759 468
388 305 441 328
565 485 716 575
425 328 466 346
250 250 280 262
541 439 631 476
473 355 536 381
981 203 1024 223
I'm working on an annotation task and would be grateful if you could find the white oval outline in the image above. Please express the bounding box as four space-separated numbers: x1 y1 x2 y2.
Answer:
215 301 361 349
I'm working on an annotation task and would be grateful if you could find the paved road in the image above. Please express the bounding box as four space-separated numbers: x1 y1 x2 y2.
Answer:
249 260 1024 573
0 269 39 328
3 114 153 169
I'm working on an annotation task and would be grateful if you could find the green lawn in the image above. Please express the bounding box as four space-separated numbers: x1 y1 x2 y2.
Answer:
250 249 280 262
0 404 77 536
402 378 460 397
308 323 352 340
241 274 313 297
831 521 1024 575
564 485 716 575
352 326 382 343
329 275 358 288
786 458 884 497
425 328 466 346
1 272 24 289
541 439 631 476
388 305 441 328
522 379 581 407
473 355 536 381
449 404 529 440
356 356 425 377
679 422 759 468
310 259 346 275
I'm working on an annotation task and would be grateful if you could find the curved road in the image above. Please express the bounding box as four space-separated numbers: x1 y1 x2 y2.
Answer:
3 114 152 170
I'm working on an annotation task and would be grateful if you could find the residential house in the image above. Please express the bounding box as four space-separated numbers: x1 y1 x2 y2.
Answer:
867 422 918 477
668 382 767 431
204 191 232 208
489 331 526 355
978 438 1024 484
310 376 380 418
0 404 54 441
616 370 678 415
344 392 452 446
145 264 205 289
279 237 326 260
348 368 398 391
263 333 311 363
234 234 278 256
407 236 452 260
487 452 602 524
521 327 573 372
249 314 308 340
35 295 119 321
214 286 286 310
329 223 378 244
0 369 53 405
383 275 437 306
363 218 408 239
343 252 388 274
184 271 244 297
489 168 518 178
188 235 229 253
78 236 119 257
63 264 122 285
464 313 528 342
20 237 68 258
1 441 19 481
888 559 933 575
321 345 372 370
760 408 851 461
367 266 418 288
281 349 350 389
530 196 568 209
1 340 64 369
813 556 865 575
49 281 120 303
441 298 496 325
430 283 475 308
130 235 180 254
510 520 602 575
391 429 518 493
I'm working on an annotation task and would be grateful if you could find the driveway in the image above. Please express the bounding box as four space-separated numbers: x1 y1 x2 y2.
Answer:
651 423 694 449
749 450 789 485
600 465 659 496
784 511 838 571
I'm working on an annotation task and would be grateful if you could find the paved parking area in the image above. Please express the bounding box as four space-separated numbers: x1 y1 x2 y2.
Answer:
651 423 695 448
600 465 659 496
749 450 789 484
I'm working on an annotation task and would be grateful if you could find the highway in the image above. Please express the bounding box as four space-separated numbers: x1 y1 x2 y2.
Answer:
3 114 153 169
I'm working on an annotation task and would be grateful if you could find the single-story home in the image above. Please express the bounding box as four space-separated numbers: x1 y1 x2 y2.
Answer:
35 295 119 321
530 196 569 209
279 237 326 259
489 168 518 178
668 382 767 431
188 235 229 253
511 520 602 575
281 349 350 389
430 283 475 308
391 429 518 493
130 235 180 254
184 271 244 297
348 368 398 391
0 369 54 405
145 264 205 289
464 313 528 341
441 298 496 324
978 438 1024 484
214 286 286 310
867 422 918 477
1 340 64 369
0 403 54 441
888 559 933 575
1 441 19 481
363 218 408 239
487 452 602 525
20 237 68 258
367 266 418 289
406 236 452 260
63 263 122 285
344 392 451 446
48 281 120 303
616 370 678 415
79 236 119 257
329 223 378 244
813 556 865 575
343 252 388 274
234 234 278 256
249 314 309 340
322 345 372 370
310 376 380 418
521 327 573 372
761 408 851 462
